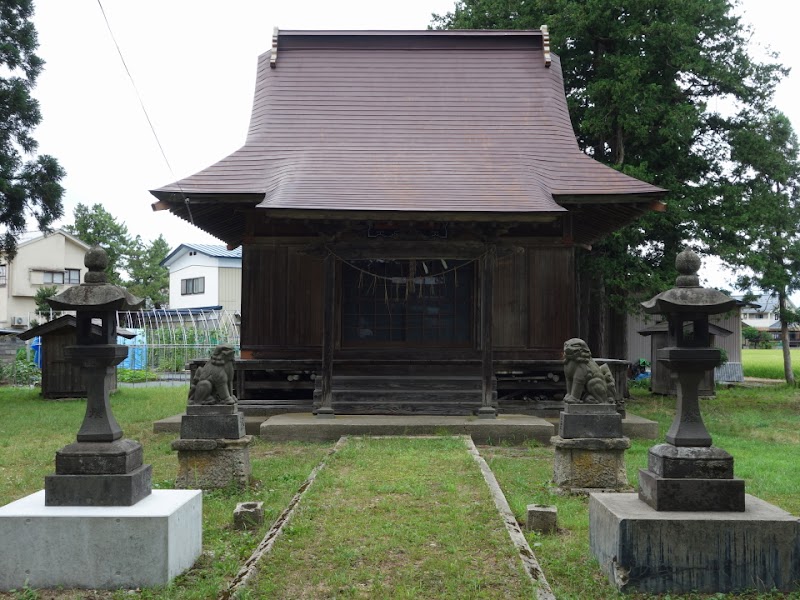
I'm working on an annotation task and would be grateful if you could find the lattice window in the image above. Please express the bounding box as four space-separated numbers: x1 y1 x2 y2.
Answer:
341 259 473 346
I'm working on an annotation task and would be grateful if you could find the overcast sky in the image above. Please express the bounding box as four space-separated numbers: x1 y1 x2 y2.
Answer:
28 0 800 294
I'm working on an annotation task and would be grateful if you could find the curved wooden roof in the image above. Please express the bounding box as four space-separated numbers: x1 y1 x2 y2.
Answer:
151 30 665 243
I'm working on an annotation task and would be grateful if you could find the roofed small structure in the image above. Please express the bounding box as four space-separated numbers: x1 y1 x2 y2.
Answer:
151 29 667 417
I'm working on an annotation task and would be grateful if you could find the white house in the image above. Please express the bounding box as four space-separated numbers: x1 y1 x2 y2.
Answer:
161 244 242 312
0 229 90 329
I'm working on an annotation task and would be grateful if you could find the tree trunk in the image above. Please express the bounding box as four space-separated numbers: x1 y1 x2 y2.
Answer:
779 290 795 385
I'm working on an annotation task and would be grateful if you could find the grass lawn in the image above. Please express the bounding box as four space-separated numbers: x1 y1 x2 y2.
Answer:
0 383 799 599
741 348 800 379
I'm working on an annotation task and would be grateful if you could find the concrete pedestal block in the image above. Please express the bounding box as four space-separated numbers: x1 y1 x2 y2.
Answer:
552 436 630 490
589 492 800 594
638 468 745 511
0 489 202 591
173 436 252 489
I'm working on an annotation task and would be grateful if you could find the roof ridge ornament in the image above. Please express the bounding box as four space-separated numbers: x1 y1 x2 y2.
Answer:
541 24 551 68
271 27 279 69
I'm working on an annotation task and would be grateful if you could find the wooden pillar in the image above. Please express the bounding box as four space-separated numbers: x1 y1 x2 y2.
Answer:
316 252 336 418
478 246 496 418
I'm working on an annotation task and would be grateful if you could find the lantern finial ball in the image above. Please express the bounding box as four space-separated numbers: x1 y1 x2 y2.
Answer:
675 248 701 287
84 246 109 284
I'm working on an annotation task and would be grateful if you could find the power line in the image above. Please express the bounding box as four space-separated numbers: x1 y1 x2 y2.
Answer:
95 0 195 226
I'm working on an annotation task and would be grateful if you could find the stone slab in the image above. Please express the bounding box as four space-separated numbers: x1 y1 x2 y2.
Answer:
180 412 245 439
648 443 734 479
154 413 266 436
174 436 253 489
545 412 658 439
0 489 203 591
563 403 618 415
559 412 623 438
260 413 555 445
589 492 800 594
638 468 745 511
55 439 143 475
186 404 238 416
45 463 152 506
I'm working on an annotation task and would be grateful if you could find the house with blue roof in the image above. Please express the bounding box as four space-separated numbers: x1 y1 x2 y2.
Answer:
160 244 242 312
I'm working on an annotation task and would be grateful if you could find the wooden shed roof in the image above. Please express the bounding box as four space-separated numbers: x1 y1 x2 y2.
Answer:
151 30 665 244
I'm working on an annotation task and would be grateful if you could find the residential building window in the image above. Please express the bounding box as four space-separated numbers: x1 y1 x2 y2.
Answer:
0 264 6 286
43 271 65 284
66 268 81 284
181 277 205 295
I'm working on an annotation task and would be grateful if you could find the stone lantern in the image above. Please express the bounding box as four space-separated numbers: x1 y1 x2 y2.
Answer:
637 248 743 511
588 249 800 594
44 246 149 506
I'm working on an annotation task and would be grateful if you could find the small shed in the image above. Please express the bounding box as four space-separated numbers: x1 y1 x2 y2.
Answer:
638 321 732 396
18 316 135 399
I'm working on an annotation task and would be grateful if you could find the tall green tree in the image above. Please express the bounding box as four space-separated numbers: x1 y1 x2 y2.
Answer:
433 0 786 354
704 110 800 384
0 0 65 258
65 203 133 284
126 234 170 308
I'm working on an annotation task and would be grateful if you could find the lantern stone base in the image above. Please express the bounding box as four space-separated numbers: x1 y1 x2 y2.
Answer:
552 436 631 491
0 489 202 591
589 492 800 594
45 438 152 506
173 436 253 489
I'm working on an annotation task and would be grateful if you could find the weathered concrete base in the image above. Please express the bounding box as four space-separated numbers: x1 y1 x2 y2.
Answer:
0 489 202 591
260 413 554 445
552 436 630 490
173 435 253 489
589 492 800 594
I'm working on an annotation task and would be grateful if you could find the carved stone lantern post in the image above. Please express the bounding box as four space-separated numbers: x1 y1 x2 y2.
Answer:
44 246 148 506
638 248 743 511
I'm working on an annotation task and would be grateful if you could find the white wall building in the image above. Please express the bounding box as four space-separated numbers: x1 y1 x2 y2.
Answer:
0 230 90 330
161 244 242 312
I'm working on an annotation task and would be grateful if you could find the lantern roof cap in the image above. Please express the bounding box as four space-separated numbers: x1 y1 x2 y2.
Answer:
641 248 737 316
48 246 144 312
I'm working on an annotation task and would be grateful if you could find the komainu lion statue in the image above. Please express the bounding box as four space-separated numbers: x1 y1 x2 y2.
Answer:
188 344 237 405
562 338 617 405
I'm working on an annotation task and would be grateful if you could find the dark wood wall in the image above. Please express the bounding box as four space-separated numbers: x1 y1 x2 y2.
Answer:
241 240 575 360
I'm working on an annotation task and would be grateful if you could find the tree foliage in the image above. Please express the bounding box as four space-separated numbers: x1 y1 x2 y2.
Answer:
65 204 170 308
34 284 59 317
432 0 786 306
0 0 65 259
65 203 132 284
703 110 800 383
126 234 170 308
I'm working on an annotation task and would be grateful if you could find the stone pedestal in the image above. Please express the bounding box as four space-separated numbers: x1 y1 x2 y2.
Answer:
589 492 800 594
173 435 253 489
559 403 623 439
552 404 630 491
638 443 745 511
180 404 245 439
0 490 202 591
46 438 152 507
174 404 252 489
552 436 631 490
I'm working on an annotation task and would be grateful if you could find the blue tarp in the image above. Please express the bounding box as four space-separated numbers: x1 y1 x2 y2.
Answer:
118 328 146 370
31 336 42 368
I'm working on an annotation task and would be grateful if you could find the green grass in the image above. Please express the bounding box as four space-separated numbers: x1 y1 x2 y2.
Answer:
245 437 536 599
1 384 799 599
0 387 330 600
741 348 800 379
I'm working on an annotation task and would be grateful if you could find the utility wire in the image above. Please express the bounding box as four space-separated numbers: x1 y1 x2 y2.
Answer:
95 0 195 225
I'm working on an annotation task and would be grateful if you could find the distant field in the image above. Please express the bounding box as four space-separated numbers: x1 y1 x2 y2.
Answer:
741 348 800 379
